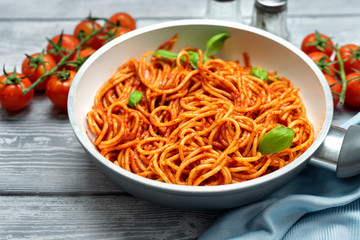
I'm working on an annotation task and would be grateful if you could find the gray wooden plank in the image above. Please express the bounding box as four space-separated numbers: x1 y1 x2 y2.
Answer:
288 0 360 16
0 0 359 19
0 0 208 19
0 0 358 21
0 96 123 193
1 16 360 70
0 195 221 240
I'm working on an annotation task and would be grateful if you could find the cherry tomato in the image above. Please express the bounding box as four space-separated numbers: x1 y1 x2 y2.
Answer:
74 20 104 50
301 31 334 57
308 51 336 76
79 48 96 59
335 44 360 75
65 48 97 71
100 27 131 45
46 70 76 110
344 72 360 108
106 12 136 30
21 52 57 91
324 73 341 107
46 34 80 63
107 27 131 41
0 73 34 111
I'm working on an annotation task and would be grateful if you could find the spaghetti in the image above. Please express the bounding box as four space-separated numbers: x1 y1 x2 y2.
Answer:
87 36 314 186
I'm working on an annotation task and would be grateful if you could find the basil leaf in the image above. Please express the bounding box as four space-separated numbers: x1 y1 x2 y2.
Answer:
205 32 230 56
154 49 189 62
203 54 210 63
187 51 211 69
188 51 200 69
273 75 280 80
250 67 268 81
154 33 227 69
154 49 178 59
258 125 295 155
128 90 143 107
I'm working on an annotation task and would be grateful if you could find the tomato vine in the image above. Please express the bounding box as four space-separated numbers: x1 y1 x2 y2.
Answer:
0 13 136 111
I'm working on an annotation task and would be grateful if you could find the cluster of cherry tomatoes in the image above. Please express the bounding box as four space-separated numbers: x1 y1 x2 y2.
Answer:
0 12 136 111
301 31 360 108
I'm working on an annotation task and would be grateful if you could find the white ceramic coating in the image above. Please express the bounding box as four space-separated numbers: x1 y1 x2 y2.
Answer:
68 19 333 210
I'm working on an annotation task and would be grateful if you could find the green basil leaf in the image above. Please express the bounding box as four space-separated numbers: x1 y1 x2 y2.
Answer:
250 67 268 81
188 51 199 69
128 90 143 107
154 49 189 62
154 49 178 59
187 51 211 69
204 54 210 63
273 75 280 80
258 125 295 155
205 32 230 56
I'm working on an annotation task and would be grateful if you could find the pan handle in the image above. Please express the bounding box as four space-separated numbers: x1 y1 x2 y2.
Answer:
310 125 360 178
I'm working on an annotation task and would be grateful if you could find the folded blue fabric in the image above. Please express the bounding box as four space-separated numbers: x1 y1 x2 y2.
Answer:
199 114 360 240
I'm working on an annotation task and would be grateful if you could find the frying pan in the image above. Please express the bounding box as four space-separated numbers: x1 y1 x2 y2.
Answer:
68 19 360 210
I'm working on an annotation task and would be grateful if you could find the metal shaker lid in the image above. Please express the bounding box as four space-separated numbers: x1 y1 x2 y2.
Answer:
255 0 287 13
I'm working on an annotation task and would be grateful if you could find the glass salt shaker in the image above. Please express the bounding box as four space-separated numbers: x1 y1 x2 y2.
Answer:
205 0 242 23
250 0 290 40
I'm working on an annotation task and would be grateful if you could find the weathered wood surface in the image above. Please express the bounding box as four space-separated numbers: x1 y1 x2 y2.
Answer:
0 0 360 239
0 195 220 240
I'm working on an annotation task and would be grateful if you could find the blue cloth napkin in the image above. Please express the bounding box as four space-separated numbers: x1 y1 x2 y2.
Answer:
199 114 360 240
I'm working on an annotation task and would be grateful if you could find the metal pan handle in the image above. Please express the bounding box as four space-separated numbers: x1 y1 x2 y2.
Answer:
310 113 360 178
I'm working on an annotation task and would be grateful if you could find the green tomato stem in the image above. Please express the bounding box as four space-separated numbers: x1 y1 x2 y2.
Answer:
335 44 347 104
21 25 105 95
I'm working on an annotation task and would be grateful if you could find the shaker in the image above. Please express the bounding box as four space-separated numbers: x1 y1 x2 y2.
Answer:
250 0 290 40
205 0 242 23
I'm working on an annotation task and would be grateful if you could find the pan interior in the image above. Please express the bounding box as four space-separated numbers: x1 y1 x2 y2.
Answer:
69 20 332 193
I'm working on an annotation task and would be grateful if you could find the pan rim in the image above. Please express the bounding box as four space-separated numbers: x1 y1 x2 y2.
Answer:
68 19 333 195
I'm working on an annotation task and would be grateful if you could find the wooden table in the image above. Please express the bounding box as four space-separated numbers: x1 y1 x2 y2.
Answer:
1 0 359 239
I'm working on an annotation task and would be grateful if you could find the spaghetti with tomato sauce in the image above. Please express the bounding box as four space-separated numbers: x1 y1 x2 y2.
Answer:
86 35 314 186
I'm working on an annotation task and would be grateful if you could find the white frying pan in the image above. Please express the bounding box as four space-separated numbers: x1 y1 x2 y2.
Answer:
68 19 360 210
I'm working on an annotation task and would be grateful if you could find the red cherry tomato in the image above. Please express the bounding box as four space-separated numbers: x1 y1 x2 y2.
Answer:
21 52 57 91
79 48 96 59
324 73 341 107
344 72 360 108
110 27 131 38
46 70 76 110
0 73 34 111
74 20 104 50
336 44 360 75
301 31 334 57
101 27 131 45
46 34 80 63
106 12 136 30
308 51 336 76
65 48 97 71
